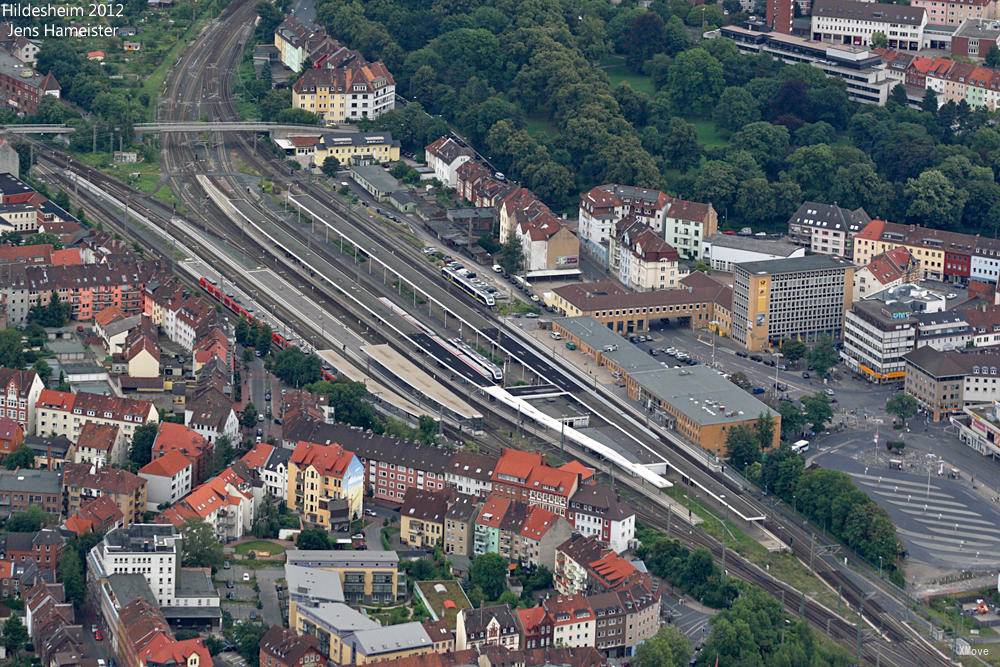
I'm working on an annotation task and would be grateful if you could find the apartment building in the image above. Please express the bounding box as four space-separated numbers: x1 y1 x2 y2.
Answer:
717 25 894 105
443 495 479 557
609 222 681 291
259 626 327 667
853 219 1000 283
767 0 795 33
291 60 395 124
425 137 474 189
853 247 921 301
0 49 59 115
35 389 158 445
489 449 582 517
285 550 406 605
513 214 581 275
663 198 718 260
152 422 213 485
544 595 595 649
62 462 147 525
731 255 855 352
567 483 636 554
904 347 1000 420
786 201 871 258
73 421 125 468
912 0 999 27
472 493 573 568
139 450 193 511
952 400 1000 457
0 468 61 514
184 387 238 444
0 367 44 433
811 0 927 50
400 488 450 549
3 529 64 579
951 17 1000 57
287 440 364 527
455 606 521 652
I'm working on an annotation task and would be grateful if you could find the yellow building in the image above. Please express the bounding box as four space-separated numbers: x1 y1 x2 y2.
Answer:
731 255 854 352
277 133 401 167
286 551 406 606
853 219 955 281
399 488 450 548
287 441 365 527
291 62 395 124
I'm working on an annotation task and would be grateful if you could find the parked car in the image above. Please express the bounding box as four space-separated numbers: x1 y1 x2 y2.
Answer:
223 560 230 569
824 388 835 396
736 350 749 358
365 509 377 517
265 391 271 401
242 572 251 582
802 371 810 379
763 358 776 367
750 354 763 362
752 386 766 394
774 382 788 391
94 629 103 641
226 580 234 589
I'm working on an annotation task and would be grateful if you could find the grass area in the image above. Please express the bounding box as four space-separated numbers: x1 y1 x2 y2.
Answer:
413 580 472 627
599 55 656 95
691 119 729 149
496 300 541 316
660 487 858 622
524 113 558 141
234 540 286 557
71 150 183 212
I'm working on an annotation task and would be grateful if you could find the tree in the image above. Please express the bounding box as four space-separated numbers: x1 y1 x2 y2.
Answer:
806 336 839 378
306 380 378 429
729 372 752 391
255 323 273 357
666 48 724 116
57 546 86 609
776 400 806 442
904 169 968 230
2 614 27 658
0 329 24 368
801 393 834 434
129 422 158 468
321 156 341 178
886 393 919 427
987 45 1000 68
417 415 439 444
725 425 761 471
241 402 259 429
226 619 269 667
872 32 889 49
778 339 805 364
27 291 71 327
760 445 805 498
921 88 939 114
497 235 524 275
27 358 51 387
469 552 507 601
3 445 34 470
272 347 322 387
7 506 47 531
662 117 702 172
181 519 224 569
714 87 761 132
209 436 234 477
623 12 667 69
296 528 331 550
754 413 775 450
634 626 691 667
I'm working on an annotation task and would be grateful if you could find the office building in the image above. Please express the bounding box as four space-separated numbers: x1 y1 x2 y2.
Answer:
811 0 927 50
732 255 854 352
285 550 406 605
903 347 1000 420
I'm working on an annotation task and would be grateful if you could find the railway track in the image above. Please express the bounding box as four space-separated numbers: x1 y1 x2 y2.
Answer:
127 2 955 664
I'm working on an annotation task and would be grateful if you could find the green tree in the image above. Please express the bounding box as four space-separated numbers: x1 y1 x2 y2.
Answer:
33 358 52 384
801 393 834 434
921 88 940 114
272 347 322 387
296 528 331 550
181 519 224 569
417 415 439 444
754 413 775 450
57 546 86 609
225 619 269 667
776 400 806 443
725 425 761 472
2 614 27 658
255 323 273 357
886 393 919 427
635 625 691 667
779 339 807 364
904 169 968 230
306 380 379 429
806 335 839 378
713 86 760 132
662 117 702 172
760 445 805 498
129 422 158 468
321 156 341 178
987 45 1000 68
497 235 524 275
209 436 234 477
3 445 34 470
0 329 25 369
666 48 724 116
469 552 507 601
7 506 47 531
27 291 71 327
872 32 889 48
241 402 259 429
729 371 752 391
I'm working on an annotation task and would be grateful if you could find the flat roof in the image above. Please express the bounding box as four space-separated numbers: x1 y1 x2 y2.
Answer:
351 165 400 193
525 394 588 420
413 579 472 627
703 234 801 257
361 343 481 419
286 549 399 568
176 569 217 597
285 563 344 603
553 317 665 374
736 254 854 276
632 365 778 427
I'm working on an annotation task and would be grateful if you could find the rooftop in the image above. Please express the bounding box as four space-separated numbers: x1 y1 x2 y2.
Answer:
735 254 855 276
414 580 472 627
349 622 432 657
703 233 801 256
812 0 926 26
553 317 666 375
632 365 779 427
285 549 399 568
284 563 344 604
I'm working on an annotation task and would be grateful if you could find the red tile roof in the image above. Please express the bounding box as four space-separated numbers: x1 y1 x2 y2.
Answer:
139 449 191 477
291 440 356 478
477 494 512 529
153 422 209 459
241 443 273 470
50 248 82 266
36 389 75 412
77 422 119 453
519 506 559 540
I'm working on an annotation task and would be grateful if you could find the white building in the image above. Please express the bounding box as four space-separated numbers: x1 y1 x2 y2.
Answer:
73 422 126 468
184 389 239 444
0 368 44 434
568 484 636 555
35 389 158 444
424 137 474 189
546 596 596 649
444 452 494 498
811 0 928 50
700 234 806 273
608 222 682 292
786 201 871 258
139 450 193 510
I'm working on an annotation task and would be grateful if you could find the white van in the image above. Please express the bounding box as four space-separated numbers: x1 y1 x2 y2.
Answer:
549 332 562 340
792 440 810 454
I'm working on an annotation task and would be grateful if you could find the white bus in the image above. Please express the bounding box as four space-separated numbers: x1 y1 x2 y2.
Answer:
792 439 810 454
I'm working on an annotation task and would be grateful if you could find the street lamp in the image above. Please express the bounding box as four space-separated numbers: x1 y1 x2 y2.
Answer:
773 351 783 396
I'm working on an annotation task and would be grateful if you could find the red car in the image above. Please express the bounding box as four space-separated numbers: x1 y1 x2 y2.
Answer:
94 629 103 641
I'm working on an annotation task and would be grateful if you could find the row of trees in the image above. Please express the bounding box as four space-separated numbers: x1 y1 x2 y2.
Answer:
638 533 739 609
235 317 273 357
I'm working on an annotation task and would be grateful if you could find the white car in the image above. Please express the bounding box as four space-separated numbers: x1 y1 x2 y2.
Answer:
422 247 437 255
492 264 503 273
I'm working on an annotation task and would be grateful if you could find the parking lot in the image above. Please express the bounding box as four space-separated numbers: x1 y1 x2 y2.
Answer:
215 564 283 626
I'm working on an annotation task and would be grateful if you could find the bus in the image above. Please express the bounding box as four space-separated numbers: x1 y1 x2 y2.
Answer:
792 439 810 454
